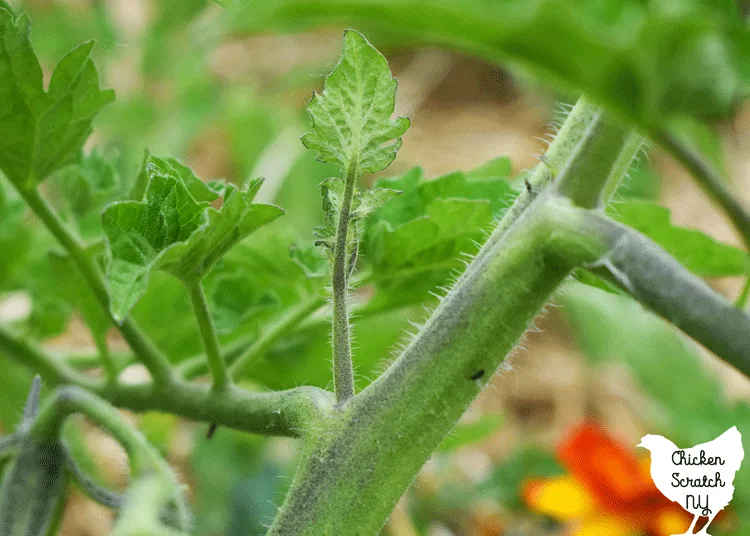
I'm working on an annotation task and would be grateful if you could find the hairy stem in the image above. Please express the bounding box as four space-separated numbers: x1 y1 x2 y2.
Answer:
554 112 632 208
653 129 750 251
267 99 634 534
267 195 611 535
461 98 599 271
14 187 175 385
188 282 230 391
601 131 644 203
330 165 358 402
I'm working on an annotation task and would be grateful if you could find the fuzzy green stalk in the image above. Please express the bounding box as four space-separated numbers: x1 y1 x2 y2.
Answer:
267 97 634 534
554 111 632 208
267 195 610 535
188 282 230 391
459 98 599 272
0 325 335 436
330 164 359 402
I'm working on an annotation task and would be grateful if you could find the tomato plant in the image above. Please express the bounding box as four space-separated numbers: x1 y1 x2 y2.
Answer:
0 1 748 535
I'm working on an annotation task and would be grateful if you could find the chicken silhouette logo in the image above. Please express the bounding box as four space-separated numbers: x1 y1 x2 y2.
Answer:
638 427 744 535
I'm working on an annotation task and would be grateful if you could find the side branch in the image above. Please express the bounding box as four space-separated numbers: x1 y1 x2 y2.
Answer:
109 383 334 438
0 326 334 437
579 210 750 376
0 325 100 390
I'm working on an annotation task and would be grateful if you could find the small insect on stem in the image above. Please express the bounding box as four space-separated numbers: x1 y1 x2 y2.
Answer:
470 370 485 381
206 422 218 439
524 179 533 195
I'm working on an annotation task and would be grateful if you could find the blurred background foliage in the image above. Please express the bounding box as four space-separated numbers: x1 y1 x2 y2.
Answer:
0 0 749 535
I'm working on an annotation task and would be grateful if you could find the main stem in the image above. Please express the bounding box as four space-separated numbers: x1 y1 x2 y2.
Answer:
188 282 230 391
15 187 174 385
268 100 633 535
331 165 358 402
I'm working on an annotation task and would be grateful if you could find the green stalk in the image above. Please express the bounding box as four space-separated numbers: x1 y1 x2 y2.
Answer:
601 131 644 204
330 165 358 402
14 187 174 385
460 98 599 271
0 325 334 436
30 386 192 529
554 111 632 208
267 195 611 535
268 98 631 535
0 324 100 390
188 282 230 391
31 387 167 475
579 211 750 376
93 334 118 386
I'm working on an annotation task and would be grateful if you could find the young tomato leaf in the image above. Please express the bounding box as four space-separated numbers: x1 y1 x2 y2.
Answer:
314 177 400 252
0 8 113 188
301 30 410 175
156 181 284 283
102 155 283 321
362 164 516 307
608 200 749 277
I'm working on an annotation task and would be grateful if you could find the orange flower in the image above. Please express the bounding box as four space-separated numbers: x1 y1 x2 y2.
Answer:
522 421 701 536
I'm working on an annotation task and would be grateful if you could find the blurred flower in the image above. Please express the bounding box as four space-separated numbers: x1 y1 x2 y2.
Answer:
521 421 703 536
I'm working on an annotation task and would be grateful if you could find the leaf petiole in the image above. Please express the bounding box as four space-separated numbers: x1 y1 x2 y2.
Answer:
188 282 230 392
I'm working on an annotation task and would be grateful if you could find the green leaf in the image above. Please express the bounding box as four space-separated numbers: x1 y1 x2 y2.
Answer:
314 177 400 251
49 248 110 340
208 270 279 335
0 179 33 289
289 243 328 279
301 30 409 175
156 180 284 283
608 200 749 277
102 156 283 321
0 8 114 188
362 164 516 307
